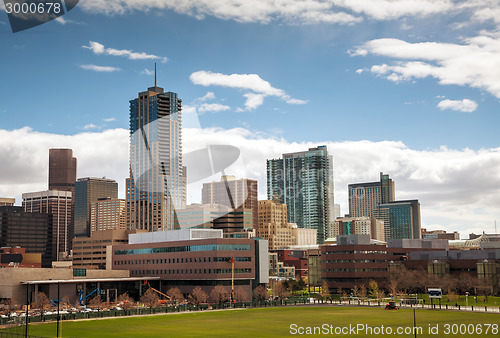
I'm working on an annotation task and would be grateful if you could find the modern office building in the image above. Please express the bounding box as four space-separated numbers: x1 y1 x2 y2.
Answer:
0 247 42 268
126 78 186 232
90 198 127 233
74 177 118 237
256 199 295 250
111 229 269 301
348 172 394 218
267 146 334 244
0 206 53 267
0 198 15 206
331 217 385 242
22 190 72 261
378 200 421 239
212 207 253 233
421 228 460 240
272 249 309 279
48 149 77 193
202 175 258 229
174 203 231 229
72 229 142 270
291 225 317 246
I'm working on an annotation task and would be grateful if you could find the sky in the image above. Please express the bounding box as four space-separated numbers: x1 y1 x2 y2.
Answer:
1 0 500 238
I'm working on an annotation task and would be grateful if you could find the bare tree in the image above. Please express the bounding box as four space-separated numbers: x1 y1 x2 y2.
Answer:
88 295 104 311
359 285 367 299
351 285 360 298
274 282 290 300
117 292 135 310
253 285 269 301
388 280 398 299
167 287 185 304
234 287 248 302
32 292 50 315
209 285 229 304
189 286 208 305
140 289 159 311
321 281 330 299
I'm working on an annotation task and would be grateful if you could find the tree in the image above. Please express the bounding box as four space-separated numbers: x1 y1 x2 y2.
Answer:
167 287 185 304
321 281 330 299
140 289 159 311
189 286 208 305
351 285 360 298
234 287 248 302
273 282 290 300
388 280 398 299
359 285 367 299
368 280 379 299
209 285 229 304
117 292 135 310
32 292 50 315
88 294 104 311
253 285 269 301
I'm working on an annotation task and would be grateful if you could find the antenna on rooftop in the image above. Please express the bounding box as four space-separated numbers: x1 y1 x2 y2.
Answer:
154 63 157 87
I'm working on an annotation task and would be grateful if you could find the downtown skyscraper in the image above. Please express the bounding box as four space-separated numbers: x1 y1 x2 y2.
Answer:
267 146 334 244
126 74 186 232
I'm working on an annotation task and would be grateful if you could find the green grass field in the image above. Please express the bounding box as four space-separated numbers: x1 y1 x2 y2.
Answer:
7 306 500 337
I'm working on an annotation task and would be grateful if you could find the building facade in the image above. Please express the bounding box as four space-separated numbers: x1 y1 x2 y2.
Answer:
378 200 421 239
0 198 15 206
174 203 231 229
256 199 295 250
202 175 258 229
267 146 334 244
0 206 53 267
22 190 72 261
111 229 268 301
90 198 127 233
331 217 385 242
48 149 77 193
212 207 253 233
348 172 394 219
126 82 186 232
72 229 141 269
74 177 118 237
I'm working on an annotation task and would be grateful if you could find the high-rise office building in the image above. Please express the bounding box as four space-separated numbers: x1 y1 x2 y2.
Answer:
348 172 394 218
0 198 15 206
202 175 258 228
377 200 421 239
48 149 77 193
257 199 295 250
22 190 72 261
0 206 53 267
126 76 186 232
74 177 118 237
267 146 334 244
90 198 127 234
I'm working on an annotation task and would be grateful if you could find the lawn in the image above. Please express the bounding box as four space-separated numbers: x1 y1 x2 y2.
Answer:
7 306 500 337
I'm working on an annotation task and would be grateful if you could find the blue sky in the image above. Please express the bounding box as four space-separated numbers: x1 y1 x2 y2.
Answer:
1 0 500 237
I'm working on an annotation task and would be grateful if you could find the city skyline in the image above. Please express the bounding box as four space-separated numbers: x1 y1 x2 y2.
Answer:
1 1 500 238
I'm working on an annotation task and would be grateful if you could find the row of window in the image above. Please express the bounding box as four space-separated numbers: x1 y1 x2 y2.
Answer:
115 244 251 256
129 268 251 275
324 250 388 255
323 259 387 264
115 256 251 265
323 268 387 272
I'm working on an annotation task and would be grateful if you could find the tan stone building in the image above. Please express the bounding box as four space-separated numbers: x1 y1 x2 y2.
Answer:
0 198 15 206
72 229 144 270
90 198 127 234
257 199 295 250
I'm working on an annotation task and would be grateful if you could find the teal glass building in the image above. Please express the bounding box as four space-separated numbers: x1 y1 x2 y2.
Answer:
267 146 334 244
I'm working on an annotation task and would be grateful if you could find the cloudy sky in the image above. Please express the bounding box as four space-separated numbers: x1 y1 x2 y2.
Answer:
1 0 500 238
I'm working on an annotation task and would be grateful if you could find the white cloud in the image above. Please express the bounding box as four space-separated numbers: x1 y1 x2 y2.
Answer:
79 0 361 24
83 41 168 62
190 70 306 110
198 103 231 113
83 123 98 130
2 126 499 238
353 32 500 98
141 68 154 75
437 99 478 112
103 117 116 122
80 64 120 72
331 0 453 20
198 92 216 101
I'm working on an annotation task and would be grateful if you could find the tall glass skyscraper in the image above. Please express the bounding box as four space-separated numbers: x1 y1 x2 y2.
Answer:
126 79 186 232
267 146 334 244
